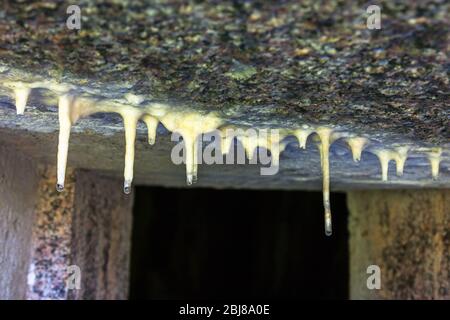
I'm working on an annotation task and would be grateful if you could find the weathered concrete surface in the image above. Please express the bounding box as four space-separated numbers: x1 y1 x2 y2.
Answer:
26 167 133 300
0 1 448 189
0 0 448 141
0 143 39 299
0 114 448 191
27 168 76 300
69 169 133 299
348 190 450 299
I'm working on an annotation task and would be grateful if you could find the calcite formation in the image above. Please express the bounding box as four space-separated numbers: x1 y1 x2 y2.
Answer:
0 1 448 234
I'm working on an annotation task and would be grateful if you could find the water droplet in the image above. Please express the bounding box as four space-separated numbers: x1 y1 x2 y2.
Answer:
56 184 64 192
123 180 132 194
325 210 332 236
186 173 197 186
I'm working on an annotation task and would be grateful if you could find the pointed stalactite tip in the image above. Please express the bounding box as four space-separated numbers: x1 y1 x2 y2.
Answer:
56 184 64 192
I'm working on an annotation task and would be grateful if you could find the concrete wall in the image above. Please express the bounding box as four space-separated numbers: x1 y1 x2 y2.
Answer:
348 189 449 299
0 143 39 299
0 142 133 299
26 169 134 300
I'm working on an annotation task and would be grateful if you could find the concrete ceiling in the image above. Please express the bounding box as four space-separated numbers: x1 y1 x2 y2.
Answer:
0 0 448 190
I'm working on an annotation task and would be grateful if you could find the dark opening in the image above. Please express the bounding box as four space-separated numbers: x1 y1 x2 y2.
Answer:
129 187 349 299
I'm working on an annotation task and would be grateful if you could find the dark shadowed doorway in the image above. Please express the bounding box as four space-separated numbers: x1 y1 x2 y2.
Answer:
129 187 349 299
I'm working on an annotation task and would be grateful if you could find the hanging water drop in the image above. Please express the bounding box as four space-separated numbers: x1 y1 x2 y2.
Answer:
123 180 132 194
56 183 64 193
324 207 332 236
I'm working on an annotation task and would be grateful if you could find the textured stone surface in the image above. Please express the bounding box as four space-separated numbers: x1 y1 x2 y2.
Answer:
25 168 134 300
69 169 133 300
1 0 449 139
348 189 450 299
27 168 75 300
0 0 448 189
0 143 39 299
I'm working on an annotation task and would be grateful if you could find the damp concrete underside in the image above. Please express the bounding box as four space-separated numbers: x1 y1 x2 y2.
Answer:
0 0 448 191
